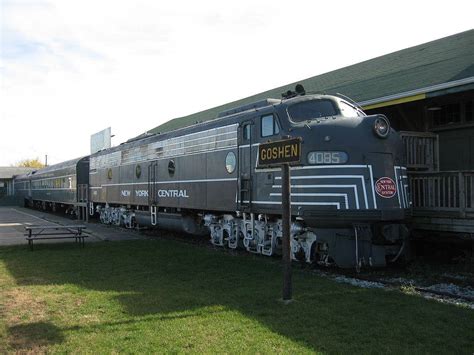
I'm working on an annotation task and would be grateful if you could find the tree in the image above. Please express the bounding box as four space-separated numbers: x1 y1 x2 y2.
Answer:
15 158 45 168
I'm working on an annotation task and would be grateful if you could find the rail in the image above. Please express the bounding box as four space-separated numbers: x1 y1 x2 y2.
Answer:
409 171 474 217
400 131 439 171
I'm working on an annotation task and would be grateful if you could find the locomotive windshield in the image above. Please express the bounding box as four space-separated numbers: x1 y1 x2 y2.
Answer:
288 99 366 122
339 101 366 117
287 99 338 122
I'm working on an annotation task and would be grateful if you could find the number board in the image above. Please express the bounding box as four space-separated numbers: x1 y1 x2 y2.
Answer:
307 151 348 165
257 137 301 167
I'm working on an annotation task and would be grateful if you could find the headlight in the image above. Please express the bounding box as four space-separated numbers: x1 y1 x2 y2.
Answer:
373 116 390 138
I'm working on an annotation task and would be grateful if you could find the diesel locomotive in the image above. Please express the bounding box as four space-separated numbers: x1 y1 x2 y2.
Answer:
89 89 410 268
14 89 411 268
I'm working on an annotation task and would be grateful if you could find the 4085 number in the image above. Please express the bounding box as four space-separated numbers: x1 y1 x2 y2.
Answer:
307 151 348 165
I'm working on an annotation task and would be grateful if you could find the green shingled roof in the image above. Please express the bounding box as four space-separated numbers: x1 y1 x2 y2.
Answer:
149 29 474 134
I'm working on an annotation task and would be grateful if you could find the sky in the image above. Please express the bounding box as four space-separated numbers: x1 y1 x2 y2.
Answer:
0 0 472 166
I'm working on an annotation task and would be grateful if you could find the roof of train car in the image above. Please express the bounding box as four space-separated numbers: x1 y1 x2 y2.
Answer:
146 29 474 135
13 173 33 181
0 167 36 179
29 156 88 177
92 93 342 156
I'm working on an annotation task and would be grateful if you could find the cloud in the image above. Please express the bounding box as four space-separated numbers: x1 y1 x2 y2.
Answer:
2 29 51 61
0 0 472 166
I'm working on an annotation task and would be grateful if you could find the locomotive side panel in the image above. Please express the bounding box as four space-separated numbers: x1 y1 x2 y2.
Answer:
154 154 187 209
119 164 134 205
89 169 105 203
205 148 238 211
105 165 121 204
176 152 207 209
90 123 239 212
130 162 148 205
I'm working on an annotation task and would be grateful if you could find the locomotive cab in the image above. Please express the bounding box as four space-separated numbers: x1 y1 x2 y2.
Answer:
256 93 411 267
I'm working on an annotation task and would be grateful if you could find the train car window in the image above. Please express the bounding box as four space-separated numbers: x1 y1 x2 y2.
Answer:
225 152 236 173
288 100 338 122
168 160 175 177
261 114 280 137
243 124 251 141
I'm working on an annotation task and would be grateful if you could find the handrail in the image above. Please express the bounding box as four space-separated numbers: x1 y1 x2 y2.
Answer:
400 131 439 171
409 170 474 217
77 184 89 202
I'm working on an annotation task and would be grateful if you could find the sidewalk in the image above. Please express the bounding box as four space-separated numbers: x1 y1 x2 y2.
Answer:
0 207 148 247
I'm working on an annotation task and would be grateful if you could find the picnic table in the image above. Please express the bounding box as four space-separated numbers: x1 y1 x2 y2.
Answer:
25 225 88 250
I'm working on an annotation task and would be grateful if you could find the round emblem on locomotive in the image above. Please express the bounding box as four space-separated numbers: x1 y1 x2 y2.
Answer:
375 177 397 198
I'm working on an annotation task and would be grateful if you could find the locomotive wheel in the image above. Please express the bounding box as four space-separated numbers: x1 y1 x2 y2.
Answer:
222 229 230 248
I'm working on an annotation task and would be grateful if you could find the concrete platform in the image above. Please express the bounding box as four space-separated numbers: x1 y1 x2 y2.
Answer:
0 207 148 247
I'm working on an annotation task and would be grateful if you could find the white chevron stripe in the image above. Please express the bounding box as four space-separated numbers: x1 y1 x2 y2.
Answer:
275 175 369 209
272 184 359 209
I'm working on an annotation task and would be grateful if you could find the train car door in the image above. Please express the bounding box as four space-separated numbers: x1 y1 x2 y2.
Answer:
147 161 158 225
27 180 32 199
147 161 158 205
237 120 254 211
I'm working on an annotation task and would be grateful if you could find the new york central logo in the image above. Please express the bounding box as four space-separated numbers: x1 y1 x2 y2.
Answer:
375 177 397 198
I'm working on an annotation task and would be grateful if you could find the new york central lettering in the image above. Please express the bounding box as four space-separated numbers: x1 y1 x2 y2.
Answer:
157 189 189 198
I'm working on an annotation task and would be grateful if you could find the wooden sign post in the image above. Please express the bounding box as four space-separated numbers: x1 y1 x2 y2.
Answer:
257 137 301 302
281 162 292 301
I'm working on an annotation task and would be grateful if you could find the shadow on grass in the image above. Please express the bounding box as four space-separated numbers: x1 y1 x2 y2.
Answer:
1 239 474 353
8 321 64 351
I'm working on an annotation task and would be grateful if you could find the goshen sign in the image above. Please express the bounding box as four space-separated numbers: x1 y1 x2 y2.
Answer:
257 137 301 167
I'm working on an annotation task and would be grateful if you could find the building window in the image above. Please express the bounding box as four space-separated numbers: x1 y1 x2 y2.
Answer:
432 103 461 127
261 114 280 137
465 101 473 122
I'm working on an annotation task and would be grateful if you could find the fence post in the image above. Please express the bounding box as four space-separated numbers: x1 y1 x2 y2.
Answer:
434 135 440 172
459 172 466 218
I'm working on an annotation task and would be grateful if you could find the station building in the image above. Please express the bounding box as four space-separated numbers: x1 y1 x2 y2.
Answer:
150 29 474 236
0 167 35 198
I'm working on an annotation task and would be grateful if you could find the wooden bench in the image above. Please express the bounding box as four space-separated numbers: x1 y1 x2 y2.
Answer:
25 225 88 250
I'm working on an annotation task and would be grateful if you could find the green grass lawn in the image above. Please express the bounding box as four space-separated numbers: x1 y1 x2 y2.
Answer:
0 239 473 354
